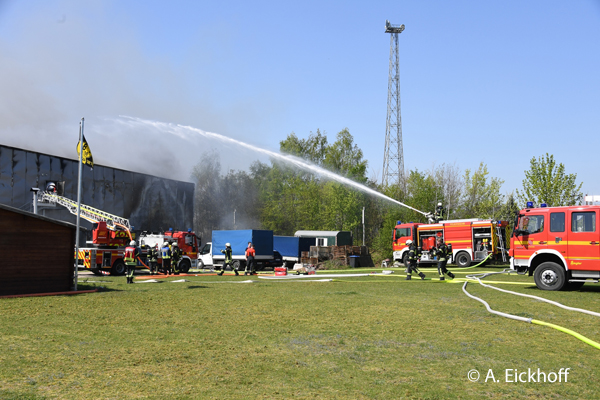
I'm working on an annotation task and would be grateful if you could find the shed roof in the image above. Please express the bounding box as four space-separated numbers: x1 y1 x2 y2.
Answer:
0 203 84 230
295 230 342 237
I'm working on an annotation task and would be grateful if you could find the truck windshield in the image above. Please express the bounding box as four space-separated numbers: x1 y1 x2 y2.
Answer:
517 214 544 235
200 243 211 254
395 227 411 239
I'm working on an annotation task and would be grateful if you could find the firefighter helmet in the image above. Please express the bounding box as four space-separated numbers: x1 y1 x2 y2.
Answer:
226 243 231 247
130 240 136 246
172 242 178 247
406 240 413 245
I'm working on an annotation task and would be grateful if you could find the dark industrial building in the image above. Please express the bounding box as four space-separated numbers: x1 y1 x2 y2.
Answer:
0 203 77 296
0 144 195 237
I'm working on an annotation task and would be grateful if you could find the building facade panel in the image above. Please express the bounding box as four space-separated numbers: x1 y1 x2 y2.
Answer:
0 144 194 238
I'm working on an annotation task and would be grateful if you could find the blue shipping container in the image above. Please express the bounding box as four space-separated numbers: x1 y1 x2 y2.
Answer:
212 230 273 258
274 236 314 259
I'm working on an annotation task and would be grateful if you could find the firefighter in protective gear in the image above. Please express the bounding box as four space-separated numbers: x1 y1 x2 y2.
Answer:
124 240 140 284
434 236 455 280
405 240 426 280
161 241 172 275
148 244 158 275
433 202 444 222
218 243 238 276
245 243 256 275
46 183 57 193
171 242 182 275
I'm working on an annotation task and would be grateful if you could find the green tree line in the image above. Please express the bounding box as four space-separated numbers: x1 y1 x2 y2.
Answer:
192 131 583 260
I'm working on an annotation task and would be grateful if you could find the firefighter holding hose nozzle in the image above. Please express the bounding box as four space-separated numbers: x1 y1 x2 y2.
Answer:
433 202 444 222
405 240 426 280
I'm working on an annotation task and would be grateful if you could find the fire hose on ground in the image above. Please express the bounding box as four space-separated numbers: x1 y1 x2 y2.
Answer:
418 252 493 272
462 269 600 350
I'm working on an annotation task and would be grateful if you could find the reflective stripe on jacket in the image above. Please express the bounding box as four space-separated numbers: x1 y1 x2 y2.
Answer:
125 246 138 265
221 247 233 263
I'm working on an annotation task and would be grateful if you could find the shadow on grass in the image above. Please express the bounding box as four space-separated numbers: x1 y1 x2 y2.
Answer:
187 285 210 290
575 285 600 293
76 283 121 293
521 284 600 293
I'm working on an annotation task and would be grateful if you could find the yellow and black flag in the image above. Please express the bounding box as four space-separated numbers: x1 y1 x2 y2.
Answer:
76 134 94 168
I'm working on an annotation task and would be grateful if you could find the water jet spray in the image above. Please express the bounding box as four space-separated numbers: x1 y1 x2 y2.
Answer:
116 116 432 218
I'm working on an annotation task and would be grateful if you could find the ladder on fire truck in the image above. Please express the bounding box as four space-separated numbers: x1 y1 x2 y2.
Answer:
495 225 507 262
39 191 131 232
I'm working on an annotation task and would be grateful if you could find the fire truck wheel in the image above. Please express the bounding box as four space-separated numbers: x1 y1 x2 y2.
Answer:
534 262 566 291
111 260 126 276
455 252 471 268
179 259 191 273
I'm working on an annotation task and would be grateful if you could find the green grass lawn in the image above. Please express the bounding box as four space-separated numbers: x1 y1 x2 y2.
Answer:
1 266 600 399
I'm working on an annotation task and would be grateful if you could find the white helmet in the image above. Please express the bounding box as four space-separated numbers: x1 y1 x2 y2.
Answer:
130 240 136 246
172 242 178 247
226 243 231 247
406 240 413 245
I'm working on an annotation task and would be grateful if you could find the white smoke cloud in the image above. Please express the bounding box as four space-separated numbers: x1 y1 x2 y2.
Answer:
0 1 278 182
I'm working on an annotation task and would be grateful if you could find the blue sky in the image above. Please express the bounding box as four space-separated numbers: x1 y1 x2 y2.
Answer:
1 0 599 198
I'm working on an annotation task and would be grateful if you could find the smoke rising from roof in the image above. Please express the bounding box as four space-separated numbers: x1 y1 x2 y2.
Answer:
0 2 278 182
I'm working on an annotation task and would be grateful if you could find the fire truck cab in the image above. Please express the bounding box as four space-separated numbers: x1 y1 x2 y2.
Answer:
511 203 600 290
138 229 200 273
393 219 508 268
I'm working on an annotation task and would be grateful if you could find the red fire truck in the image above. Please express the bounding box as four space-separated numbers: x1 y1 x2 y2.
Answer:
510 203 600 291
138 230 200 273
81 220 133 275
37 189 199 275
392 219 509 267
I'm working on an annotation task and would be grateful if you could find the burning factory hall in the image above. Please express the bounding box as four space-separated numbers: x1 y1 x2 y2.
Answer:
0 143 196 295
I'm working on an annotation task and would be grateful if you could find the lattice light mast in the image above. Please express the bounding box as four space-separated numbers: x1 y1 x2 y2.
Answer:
382 20 405 187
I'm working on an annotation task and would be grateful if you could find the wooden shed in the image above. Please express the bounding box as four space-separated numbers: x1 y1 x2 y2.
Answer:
0 203 77 296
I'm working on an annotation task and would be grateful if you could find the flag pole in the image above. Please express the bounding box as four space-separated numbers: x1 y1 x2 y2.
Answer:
74 117 84 291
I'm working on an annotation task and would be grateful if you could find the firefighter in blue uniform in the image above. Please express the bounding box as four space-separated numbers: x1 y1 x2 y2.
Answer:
405 240 426 280
124 240 140 284
434 236 455 280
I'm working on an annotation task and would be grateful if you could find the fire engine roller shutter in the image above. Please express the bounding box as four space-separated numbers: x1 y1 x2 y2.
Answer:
445 222 474 251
